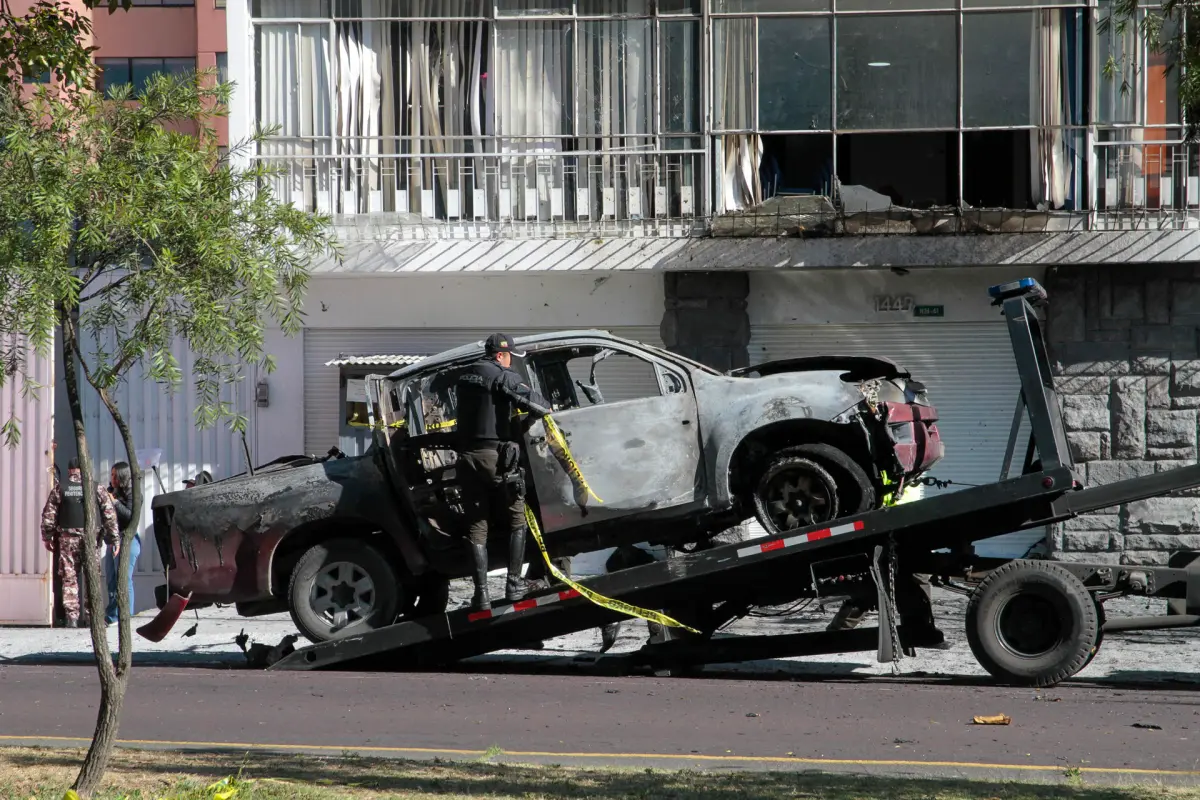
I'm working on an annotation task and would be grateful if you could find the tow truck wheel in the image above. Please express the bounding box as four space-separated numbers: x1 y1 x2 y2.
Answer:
288 538 402 644
965 560 1098 687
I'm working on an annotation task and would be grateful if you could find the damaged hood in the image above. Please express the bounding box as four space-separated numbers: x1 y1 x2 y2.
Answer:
727 355 911 382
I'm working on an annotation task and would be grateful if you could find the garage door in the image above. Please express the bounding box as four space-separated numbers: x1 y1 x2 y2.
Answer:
303 327 665 457
747 322 1046 558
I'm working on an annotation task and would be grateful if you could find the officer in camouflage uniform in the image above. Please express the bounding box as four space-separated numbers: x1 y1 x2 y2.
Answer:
41 457 119 627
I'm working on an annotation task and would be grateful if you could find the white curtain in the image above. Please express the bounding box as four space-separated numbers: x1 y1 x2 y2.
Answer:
713 18 762 212
1031 11 1067 210
257 23 332 211
494 21 571 219
576 20 652 220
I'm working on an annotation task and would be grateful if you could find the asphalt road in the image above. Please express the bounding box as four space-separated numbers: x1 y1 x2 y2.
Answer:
2 664 1200 782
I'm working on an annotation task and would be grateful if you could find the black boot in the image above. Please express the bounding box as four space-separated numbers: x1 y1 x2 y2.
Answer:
466 542 490 611
505 528 546 602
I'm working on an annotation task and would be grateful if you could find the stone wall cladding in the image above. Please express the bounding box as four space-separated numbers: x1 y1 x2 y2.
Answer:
1046 265 1200 565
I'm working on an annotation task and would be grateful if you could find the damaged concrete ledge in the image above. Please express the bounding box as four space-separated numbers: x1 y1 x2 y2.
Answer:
317 225 1200 274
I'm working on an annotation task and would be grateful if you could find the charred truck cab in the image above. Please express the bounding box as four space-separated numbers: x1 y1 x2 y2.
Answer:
148 328 945 645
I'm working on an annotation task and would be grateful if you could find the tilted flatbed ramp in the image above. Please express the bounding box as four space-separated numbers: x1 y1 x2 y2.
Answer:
271 280 1200 686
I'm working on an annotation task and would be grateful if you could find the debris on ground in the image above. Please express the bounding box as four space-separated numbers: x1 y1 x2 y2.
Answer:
972 714 1011 725
1132 723 1163 730
240 634 299 668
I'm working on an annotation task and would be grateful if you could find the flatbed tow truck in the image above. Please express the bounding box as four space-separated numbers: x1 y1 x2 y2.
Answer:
268 279 1200 687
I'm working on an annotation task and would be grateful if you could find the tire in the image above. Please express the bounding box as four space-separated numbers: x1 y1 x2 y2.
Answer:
753 455 840 535
779 443 876 515
288 538 402 644
965 560 1099 687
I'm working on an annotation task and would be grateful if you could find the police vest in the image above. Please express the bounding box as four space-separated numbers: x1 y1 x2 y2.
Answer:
58 480 85 529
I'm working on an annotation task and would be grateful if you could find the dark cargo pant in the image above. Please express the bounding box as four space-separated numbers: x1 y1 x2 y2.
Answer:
458 443 526 547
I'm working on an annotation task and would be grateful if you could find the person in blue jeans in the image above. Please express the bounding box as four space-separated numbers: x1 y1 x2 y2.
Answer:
105 461 140 626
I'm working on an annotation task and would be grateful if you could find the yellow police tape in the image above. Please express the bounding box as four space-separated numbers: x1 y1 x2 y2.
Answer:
522 503 700 634
543 415 603 509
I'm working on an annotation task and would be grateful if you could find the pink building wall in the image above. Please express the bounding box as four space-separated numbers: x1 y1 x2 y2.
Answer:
90 0 228 145
0 338 55 625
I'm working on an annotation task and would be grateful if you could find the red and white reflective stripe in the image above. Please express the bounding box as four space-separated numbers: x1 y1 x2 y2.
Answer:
467 588 581 623
736 520 866 559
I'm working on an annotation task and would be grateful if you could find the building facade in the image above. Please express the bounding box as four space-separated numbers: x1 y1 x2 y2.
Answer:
28 0 1196 622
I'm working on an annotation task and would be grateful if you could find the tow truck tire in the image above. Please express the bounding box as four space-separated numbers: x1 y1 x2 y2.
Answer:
965 560 1098 687
288 538 402 644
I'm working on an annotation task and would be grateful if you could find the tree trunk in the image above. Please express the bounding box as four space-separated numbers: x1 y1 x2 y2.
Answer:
60 306 126 799
88 377 142 681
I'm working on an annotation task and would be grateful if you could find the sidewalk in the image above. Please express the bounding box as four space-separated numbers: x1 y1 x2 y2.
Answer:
2 580 1197 684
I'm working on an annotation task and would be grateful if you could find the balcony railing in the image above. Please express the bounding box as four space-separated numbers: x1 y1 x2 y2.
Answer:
1094 138 1200 229
255 140 706 239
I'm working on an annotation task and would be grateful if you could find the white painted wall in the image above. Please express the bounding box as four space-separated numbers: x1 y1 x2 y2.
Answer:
749 267 1047 326
250 328 305 463
301 273 666 330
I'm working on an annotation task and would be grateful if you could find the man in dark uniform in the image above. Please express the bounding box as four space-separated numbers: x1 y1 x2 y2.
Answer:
455 333 552 611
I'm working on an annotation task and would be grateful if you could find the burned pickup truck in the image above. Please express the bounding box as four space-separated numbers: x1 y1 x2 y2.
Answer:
149 331 944 644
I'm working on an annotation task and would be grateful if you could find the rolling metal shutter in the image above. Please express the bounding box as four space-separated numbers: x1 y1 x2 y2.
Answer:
745 322 1046 558
303 326 664 457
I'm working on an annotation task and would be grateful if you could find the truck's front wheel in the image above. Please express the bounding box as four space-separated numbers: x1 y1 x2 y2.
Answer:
288 538 402 644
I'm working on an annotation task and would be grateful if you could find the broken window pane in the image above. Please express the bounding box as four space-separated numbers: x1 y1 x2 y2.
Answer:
758 16 830 130
963 130 1034 209
963 12 1034 127
713 17 754 130
835 14 956 130
662 20 700 133
836 132 957 209
760 134 833 198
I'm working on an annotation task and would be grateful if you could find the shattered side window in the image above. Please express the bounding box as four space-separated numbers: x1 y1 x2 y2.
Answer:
531 345 664 410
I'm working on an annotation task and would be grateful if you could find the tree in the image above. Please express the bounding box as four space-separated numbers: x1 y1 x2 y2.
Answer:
1106 1 1200 139
0 70 338 796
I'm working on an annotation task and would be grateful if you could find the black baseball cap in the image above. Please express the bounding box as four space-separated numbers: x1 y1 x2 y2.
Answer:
484 333 526 358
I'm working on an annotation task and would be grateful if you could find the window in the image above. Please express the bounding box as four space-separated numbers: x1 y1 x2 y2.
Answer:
216 52 228 84
661 20 700 133
531 346 666 411
835 14 957 130
758 16 830 131
713 17 753 130
963 12 1034 128
97 58 195 98
837 132 957 209
22 68 52 84
131 0 194 6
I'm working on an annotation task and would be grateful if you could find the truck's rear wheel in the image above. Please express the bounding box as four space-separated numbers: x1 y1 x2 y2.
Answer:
288 538 402 644
966 560 1098 687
